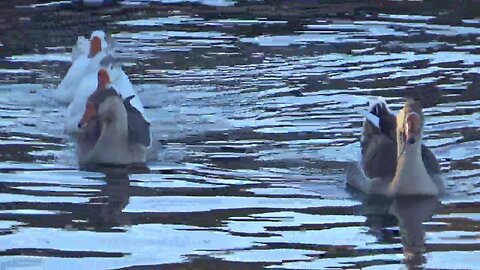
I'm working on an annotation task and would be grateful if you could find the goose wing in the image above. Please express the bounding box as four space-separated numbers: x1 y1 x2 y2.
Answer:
124 95 151 147
361 100 398 179
421 145 441 175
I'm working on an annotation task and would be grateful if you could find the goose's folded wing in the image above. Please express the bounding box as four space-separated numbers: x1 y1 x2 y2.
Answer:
421 145 441 175
362 135 397 180
124 96 151 147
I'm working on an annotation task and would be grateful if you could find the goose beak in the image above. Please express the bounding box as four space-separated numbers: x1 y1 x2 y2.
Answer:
89 36 102 58
405 112 421 144
79 102 97 129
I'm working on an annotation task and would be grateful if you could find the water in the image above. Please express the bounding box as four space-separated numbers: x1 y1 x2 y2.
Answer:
1 1 480 269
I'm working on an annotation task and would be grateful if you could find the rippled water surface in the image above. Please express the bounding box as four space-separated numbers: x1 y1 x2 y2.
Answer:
1 1 480 269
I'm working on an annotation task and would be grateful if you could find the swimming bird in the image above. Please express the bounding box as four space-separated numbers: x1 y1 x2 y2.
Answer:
76 68 154 165
347 98 445 196
54 30 110 104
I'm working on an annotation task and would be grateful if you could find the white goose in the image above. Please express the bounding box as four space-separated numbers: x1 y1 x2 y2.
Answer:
77 68 155 165
347 98 446 196
54 30 109 104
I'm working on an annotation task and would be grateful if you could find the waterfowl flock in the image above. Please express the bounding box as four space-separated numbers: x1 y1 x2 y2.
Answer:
54 30 154 166
347 98 445 197
54 30 445 197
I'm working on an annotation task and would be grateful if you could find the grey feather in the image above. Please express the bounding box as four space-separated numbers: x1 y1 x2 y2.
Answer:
100 55 116 68
421 145 441 175
124 95 151 147
363 135 397 179
88 87 119 106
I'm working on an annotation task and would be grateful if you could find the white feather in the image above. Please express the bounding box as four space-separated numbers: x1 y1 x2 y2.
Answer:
355 108 380 129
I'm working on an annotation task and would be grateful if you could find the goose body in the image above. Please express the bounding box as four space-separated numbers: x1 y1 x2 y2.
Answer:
347 99 445 196
77 69 155 165
53 37 90 104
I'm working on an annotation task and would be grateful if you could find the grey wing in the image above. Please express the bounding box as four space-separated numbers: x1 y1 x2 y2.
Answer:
124 96 151 147
361 102 397 154
362 135 397 180
376 102 397 139
421 144 441 175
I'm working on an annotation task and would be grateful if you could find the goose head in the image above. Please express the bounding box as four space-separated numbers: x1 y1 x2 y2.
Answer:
396 99 424 147
89 30 108 58
79 91 123 129
78 68 116 129
97 68 111 90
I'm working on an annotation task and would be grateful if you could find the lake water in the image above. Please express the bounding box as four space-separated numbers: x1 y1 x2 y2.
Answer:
0 1 479 269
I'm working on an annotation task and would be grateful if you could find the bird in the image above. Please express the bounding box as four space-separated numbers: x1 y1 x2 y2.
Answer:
347 98 446 196
76 68 155 165
54 30 110 105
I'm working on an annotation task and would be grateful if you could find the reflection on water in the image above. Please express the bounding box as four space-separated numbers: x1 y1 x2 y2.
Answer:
359 195 441 269
0 0 480 269
94 170 131 228
392 196 440 268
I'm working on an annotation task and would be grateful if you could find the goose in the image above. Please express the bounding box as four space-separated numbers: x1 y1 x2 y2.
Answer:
54 30 109 104
76 68 155 165
347 98 446 196
64 54 146 134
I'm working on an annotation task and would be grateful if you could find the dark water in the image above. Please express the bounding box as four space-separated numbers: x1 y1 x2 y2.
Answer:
0 1 480 269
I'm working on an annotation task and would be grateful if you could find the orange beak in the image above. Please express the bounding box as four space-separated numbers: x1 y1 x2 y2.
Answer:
97 69 111 90
405 112 421 144
89 36 102 58
79 102 97 129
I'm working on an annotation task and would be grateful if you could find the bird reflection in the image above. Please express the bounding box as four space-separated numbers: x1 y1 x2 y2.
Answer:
98 170 131 227
360 194 440 269
85 166 146 229
391 196 440 269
